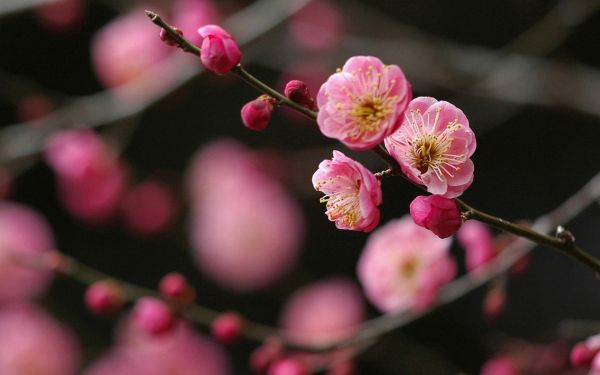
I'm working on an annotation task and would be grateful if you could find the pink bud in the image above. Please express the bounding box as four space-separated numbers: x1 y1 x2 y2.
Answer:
284 80 315 110
85 280 125 316
197 24 241 74
570 342 596 367
160 27 183 46
483 286 506 321
268 358 309 375
132 297 174 335
211 312 245 345
250 340 283 374
159 272 195 306
409 195 462 238
241 95 276 131
480 357 519 375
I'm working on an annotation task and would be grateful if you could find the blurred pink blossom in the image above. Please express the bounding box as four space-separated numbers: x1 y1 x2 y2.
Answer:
357 216 456 312
409 194 462 238
385 96 476 198
268 357 309 375
279 277 365 346
288 0 344 50
85 319 231 375
172 0 220 45
457 221 497 274
0 201 54 303
187 140 304 292
312 151 382 232
317 56 412 150
0 303 80 375
120 181 177 236
91 7 172 94
45 129 129 224
480 357 519 375
35 0 85 33
197 25 242 75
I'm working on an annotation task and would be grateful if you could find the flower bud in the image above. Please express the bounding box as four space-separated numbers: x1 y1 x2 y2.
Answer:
132 297 174 335
241 95 276 131
409 195 462 238
85 280 125 316
197 24 241 74
570 342 595 367
158 272 195 306
159 27 183 47
268 358 308 375
211 311 244 345
284 80 315 110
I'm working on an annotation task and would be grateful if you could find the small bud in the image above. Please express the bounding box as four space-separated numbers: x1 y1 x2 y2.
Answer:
241 95 276 131
250 339 283 374
570 342 596 367
85 280 125 316
159 27 183 47
284 80 315 110
211 311 245 345
132 297 174 335
159 272 196 306
483 285 506 321
197 24 241 74
268 358 308 375
410 195 462 238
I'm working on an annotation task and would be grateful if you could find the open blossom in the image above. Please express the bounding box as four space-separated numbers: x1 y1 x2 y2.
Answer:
312 151 382 232
316 56 412 150
0 202 55 303
198 25 241 74
357 216 456 312
385 97 476 198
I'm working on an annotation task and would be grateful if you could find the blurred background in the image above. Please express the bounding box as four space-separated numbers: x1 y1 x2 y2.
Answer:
0 0 600 373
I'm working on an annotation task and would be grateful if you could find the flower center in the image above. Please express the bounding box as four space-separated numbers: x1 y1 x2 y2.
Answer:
400 257 419 279
315 177 361 227
410 134 444 174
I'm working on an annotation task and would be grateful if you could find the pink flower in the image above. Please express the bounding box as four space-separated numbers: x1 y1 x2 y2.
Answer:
457 221 497 273
0 202 55 303
385 97 476 198
35 0 85 33
120 181 177 236
480 357 519 375
312 151 382 232
241 95 276 131
357 216 456 312
187 140 304 292
316 56 412 150
409 195 462 238
45 129 129 224
197 25 242 74
132 297 174 336
279 277 364 346
268 358 309 375
0 304 80 375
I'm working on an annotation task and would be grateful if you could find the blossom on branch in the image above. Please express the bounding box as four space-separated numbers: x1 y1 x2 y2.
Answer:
385 97 476 198
357 216 456 312
409 194 462 238
312 151 382 232
316 56 412 150
197 25 241 74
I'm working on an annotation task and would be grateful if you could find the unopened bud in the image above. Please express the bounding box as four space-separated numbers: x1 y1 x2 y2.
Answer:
160 27 183 47
159 272 196 306
133 297 174 335
284 80 315 110
85 280 125 316
211 311 245 345
241 95 276 131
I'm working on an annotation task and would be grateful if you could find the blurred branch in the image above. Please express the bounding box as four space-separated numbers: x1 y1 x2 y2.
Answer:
0 0 314 172
0 0 51 17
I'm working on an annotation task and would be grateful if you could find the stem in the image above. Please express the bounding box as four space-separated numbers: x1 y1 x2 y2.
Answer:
145 11 200 55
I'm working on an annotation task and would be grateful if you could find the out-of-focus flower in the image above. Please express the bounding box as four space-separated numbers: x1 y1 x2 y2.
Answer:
268 358 309 375
187 140 304 292
312 151 382 232
197 25 241 74
316 56 412 150
211 312 245 345
357 216 456 312
483 284 506 321
158 272 195 306
457 221 497 274
85 280 125 317
91 7 172 93
480 357 519 375
132 297 174 336
485 339 569 375
120 181 177 236
571 334 600 368
285 80 315 110
241 95 276 131
409 194 462 238
172 0 220 45
0 303 80 375
35 0 85 32
85 320 231 375
0 201 55 303
44 128 129 224
250 340 284 374
279 277 364 346
288 0 344 51
385 96 476 198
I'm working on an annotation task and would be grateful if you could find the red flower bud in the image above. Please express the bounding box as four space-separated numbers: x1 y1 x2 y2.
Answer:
410 195 462 238
241 95 276 131
284 80 315 110
132 297 174 335
211 311 245 345
197 25 241 74
159 272 196 306
85 280 125 316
